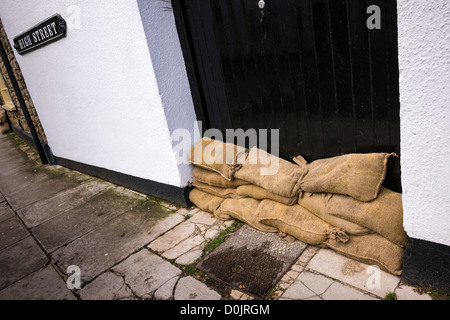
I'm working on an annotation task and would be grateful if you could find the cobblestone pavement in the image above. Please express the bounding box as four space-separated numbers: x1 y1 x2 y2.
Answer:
0 132 432 300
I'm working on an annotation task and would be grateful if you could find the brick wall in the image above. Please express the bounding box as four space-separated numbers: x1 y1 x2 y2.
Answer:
0 19 47 144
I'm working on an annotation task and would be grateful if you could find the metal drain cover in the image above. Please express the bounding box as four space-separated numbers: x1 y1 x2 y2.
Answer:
197 225 307 299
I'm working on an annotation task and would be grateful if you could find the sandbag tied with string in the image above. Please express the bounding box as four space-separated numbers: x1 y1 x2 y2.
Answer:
216 197 278 233
294 152 398 202
298 192 373 236
256 200 349 246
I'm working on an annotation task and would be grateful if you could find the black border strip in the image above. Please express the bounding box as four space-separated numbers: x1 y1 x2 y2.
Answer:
402 236 450 293
53 156 192 207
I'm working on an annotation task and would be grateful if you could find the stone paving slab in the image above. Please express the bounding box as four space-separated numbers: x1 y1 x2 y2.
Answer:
112 249 182 299
0 142 19 152
0 236 48 290
149 222 196 253
281 278 319 300
0 265 76 300
186 210 217 226
281 270 377 300
32 188 145 253
79 272 136 300
163 234 205 260
0 153 30 171
306 249 400 298
0 166 63 196
395 283 432 300
0 148 19 158
0 152 23 162
174 276 221 300
0 136 20 146
0 193 5 203
0 135 15 146
0 163 37 184
80 248 184 300
0 140 17 149
147 212 186 241
0 216 29 250
0 161 35 180
154 276 179 300
148 209 234 266
52 203 180 284
17 180 111 228
321 281 378 300
5 173 88 210
0 202 14 223
288 271 334 298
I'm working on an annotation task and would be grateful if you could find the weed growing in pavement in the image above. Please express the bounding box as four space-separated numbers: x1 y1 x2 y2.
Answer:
384 292 397 300
203 221 242 255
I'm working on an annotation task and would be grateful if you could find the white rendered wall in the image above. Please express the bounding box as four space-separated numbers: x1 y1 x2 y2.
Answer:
0 0 196 187
136 0 200 185
398 1 450 246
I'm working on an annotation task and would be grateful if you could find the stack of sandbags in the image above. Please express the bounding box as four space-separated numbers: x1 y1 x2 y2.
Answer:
295 190 405 275
293 153 406 274
188 167 249 221
298 188 406 246
188 139 306 230
0 109 10 134
187 138 406 275
187 138 250 220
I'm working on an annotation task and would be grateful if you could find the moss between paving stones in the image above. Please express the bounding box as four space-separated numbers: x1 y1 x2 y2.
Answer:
203 221 242 255
384 292 397 300
175 221 241 277
168 221 244 299
144 194 187 211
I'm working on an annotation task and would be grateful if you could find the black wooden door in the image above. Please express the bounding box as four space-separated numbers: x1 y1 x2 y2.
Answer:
173 0 401 192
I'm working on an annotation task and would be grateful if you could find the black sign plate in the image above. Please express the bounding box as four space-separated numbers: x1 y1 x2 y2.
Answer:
13 14 67 55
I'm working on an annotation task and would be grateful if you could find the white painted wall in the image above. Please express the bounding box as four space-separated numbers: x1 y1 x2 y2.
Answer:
136 0 200 185
0 0 197 188
398 0 450 246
